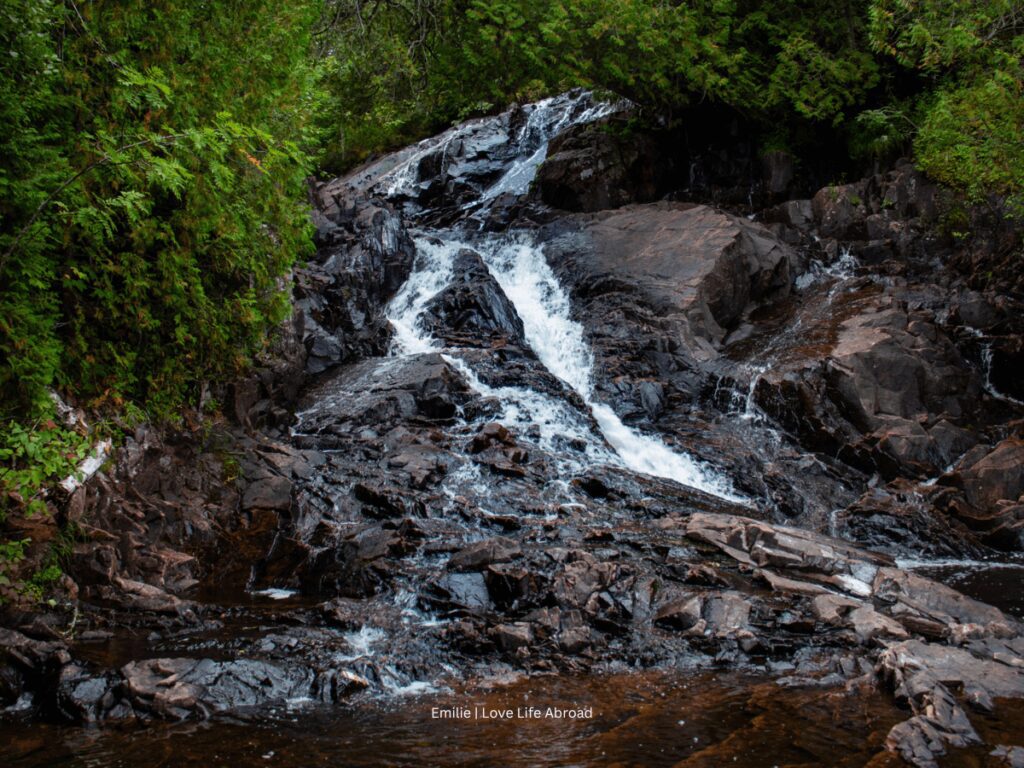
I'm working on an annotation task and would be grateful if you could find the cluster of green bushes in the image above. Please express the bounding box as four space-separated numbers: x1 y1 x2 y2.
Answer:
0 0 321 601
1 0 1021 603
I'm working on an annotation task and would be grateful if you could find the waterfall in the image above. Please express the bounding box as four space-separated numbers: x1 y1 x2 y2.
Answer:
965 327 1024 407
381 91 743 502
479 237 742 500
386 231 743 502
376 90 619 208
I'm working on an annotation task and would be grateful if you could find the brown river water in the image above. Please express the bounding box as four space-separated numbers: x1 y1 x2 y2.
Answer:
4 668 1023 767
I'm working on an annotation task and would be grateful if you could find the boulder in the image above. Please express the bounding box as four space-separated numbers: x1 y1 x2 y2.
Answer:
544 203 794 347
536 117 668 212
294 354 471 445
241 476 293 511
447 537 523 572
752 292 982 478
879 639 1024 767
812 182 870 240
421 249 526 347
301 199 416 372
653 594 703 630
939 439 1024 548
947 438 1024 510
121 658 313 720
684 512 892 597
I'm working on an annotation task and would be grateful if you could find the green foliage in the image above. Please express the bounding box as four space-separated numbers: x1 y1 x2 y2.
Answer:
0 0 68 413
850 104 917 161
1 0 320 420
868 0 1019 71
1 1 321 604
314 0 1021 218
314 0 884 169
869 0 1023 214
913 41 1024 215
0 537 30 604
0 420 89 520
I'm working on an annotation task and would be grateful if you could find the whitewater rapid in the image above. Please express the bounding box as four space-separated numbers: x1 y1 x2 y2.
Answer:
379 90 743 502
386 233 743 501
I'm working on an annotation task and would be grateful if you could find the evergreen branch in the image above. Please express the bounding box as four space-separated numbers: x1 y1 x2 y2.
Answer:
0 134 183 277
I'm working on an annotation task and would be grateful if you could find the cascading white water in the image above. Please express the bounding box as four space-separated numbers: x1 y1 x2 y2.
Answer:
479 237 742 500
387 238 459 355
964 327 1024 407
386 233 743 501
475 94 618 207
377 90 619 206
382 91 743 502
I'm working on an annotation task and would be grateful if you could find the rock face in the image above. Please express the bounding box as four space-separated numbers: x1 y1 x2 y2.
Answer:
7 91 1024 768
940 439 1024 547
809 164 939 262
421 248 527 347
532 202 795 436
301 197 416 374
545 203 793 352
753 290 982 478
535 117 669 212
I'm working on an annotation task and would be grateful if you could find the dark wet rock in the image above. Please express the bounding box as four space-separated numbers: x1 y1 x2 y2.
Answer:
872 566 1016 637
552 557 620 612
813 181 871 241
102 576 192 615
810 165 940 261
684 512 891 596
848 604 909 645
489 622 534 651
828 302 978 426
227 308 308 431
447 537 522 572
879 639 1024 767
56 665 120 723
545 202 794 350
653 593 703 631
241 475 293 511
426 572 492 614
300 522 416 598
302 197 416 372
762 198 814 231
0 628 69 709
702 592 753 637
991 746 1024 768
421 248 527 347
314 668 371 700
121 657 314 720
319 597 371 630
753 290 982 480
468 422 514 453
295 354 471 445
811 594 861 625
353 482 425 518
61 425 306 604
940 439 1024 547
836 483 988 558
536 117 668 212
